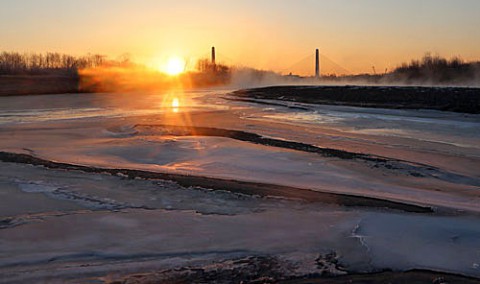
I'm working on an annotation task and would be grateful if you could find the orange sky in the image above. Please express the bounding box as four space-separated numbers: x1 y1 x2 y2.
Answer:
1 0 479 75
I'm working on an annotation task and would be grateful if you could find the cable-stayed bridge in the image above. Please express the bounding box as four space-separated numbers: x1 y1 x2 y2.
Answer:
281 52 351 76
194 48 351 77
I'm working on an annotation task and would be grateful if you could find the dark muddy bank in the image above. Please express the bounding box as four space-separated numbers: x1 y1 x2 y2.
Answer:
0 151 433 213
107 255 480 284
232 85 480 113
0 75 79 96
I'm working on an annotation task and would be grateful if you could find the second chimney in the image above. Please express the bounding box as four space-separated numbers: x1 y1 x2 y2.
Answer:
211 46 216 65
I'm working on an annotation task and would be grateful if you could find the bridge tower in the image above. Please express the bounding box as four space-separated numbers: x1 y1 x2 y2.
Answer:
315 48 320 78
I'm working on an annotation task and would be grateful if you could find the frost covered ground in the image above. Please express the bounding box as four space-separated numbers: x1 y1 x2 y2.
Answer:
0 89 480 283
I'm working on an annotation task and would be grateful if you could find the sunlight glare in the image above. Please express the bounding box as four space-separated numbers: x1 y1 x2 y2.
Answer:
172 97 180 112
172 97 180 108
164 57 186 76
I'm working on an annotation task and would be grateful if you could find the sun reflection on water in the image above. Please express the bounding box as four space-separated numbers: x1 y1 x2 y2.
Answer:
158 91 195 128
172 97 180 113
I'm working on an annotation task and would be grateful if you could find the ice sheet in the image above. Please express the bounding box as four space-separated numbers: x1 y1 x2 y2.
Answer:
1 89 480 282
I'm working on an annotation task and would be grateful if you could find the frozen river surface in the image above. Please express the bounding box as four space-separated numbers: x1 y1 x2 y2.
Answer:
0 89 480 282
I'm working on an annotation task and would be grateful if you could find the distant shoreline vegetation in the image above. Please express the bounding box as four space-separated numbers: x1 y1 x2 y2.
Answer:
0 51 479 96
318 54 480 86
0 51 233 93
0 51 107 76
389 53 480 85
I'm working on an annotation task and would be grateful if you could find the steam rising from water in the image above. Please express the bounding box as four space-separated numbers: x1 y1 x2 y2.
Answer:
77 55 480 94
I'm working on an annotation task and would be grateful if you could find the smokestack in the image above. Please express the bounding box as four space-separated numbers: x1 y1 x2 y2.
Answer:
211 46 216 65
315 48 320 78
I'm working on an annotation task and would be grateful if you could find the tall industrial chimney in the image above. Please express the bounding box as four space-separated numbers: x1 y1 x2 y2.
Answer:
315 48 320 78
211 46 216 65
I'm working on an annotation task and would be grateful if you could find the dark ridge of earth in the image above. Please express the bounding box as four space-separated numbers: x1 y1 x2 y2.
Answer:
0 75 79 96
107 255 480 284
288 271 480 284
232 85 480 114
135 124 478 187
0 151 433 213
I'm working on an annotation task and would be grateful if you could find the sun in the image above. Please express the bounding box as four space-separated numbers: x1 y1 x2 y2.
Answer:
164 57 186 76
172 97 180 108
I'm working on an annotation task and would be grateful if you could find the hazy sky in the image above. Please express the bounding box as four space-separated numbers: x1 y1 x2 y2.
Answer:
1 0 479 74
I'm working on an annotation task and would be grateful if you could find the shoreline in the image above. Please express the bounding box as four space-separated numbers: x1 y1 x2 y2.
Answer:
232 85 480 113
0 75 80 96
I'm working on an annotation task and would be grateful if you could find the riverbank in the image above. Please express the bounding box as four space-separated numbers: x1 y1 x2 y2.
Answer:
0 75 79 96
232 85 480 113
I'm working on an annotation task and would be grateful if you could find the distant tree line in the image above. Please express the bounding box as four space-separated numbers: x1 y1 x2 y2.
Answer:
390 53 480 84
0 51 106 76
331 54 480 86
196 59 230 74
193 58 231 86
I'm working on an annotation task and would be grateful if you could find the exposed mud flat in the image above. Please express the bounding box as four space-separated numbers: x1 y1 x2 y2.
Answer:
232 85 480 113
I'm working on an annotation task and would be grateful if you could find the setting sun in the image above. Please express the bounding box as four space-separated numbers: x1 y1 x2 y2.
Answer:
164 57 186 76
172 97 180 108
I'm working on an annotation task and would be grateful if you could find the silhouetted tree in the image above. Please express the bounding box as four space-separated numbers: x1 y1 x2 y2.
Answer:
391 53 478 84
0 51 108 76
